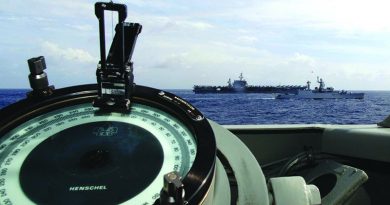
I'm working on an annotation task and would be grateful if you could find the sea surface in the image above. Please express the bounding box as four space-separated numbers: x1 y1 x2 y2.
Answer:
1 89 390 125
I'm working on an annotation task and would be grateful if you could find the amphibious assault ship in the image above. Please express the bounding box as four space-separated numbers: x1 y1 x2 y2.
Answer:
193 73 306 94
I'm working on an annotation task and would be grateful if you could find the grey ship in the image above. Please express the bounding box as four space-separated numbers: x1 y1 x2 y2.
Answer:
193 73 306 94
276 77 364 99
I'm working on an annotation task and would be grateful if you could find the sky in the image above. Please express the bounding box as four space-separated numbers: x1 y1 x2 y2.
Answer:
1 0 390 90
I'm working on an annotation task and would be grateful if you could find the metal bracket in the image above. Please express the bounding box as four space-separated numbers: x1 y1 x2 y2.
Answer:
93 2 142 112
26 56 55 98
158 171 186 205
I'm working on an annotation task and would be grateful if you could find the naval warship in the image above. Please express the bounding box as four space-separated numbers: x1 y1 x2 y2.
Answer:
276 77 365 99
0 2 389 205
193 73 307 94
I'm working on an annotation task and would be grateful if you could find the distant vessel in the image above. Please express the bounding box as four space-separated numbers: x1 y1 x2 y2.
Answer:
193 73 306 94
275 77 364 99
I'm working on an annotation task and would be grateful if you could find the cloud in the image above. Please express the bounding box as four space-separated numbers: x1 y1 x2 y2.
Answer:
152 52 191 70
65 24 94 32
137 15 214 34
0 0 92 19
219 0 390 34
237 35 258 44
2 0 390 90
41 41 95 63
287 53 316 67
176 21 213 30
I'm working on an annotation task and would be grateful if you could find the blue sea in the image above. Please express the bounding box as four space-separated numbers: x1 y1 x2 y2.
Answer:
1 89 390 125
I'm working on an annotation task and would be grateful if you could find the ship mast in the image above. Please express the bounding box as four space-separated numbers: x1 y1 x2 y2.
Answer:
239 73 244 81
317 76 325 91
306 81 311 90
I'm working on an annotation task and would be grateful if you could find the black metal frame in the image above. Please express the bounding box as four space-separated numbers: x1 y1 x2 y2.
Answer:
93 2 142 111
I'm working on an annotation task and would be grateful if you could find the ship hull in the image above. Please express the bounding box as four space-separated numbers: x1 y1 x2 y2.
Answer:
193 86 306 94
276 90 364 99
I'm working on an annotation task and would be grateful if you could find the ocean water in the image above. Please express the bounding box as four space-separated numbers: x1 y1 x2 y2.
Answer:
0 89 30 109
1 89 390 125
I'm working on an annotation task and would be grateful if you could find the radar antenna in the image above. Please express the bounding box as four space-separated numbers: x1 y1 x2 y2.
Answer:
93 2 142 112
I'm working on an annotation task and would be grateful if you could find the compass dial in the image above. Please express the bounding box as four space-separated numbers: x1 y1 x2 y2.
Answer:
0 103 197 205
